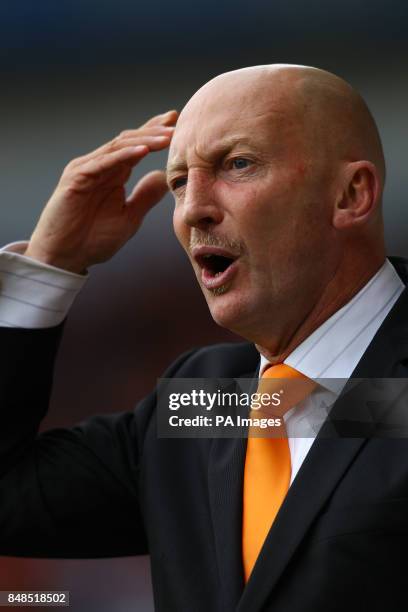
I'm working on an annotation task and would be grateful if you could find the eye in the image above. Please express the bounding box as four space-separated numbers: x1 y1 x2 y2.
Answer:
231 157 251 170
171 176 187 191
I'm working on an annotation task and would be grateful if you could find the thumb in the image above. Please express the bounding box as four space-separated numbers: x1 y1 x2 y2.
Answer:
126 170 169 221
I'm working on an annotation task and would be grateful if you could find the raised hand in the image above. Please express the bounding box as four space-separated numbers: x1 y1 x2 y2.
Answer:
24 110 178 273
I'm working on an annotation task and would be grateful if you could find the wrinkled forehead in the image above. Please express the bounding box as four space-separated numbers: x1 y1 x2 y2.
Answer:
168 82 300 170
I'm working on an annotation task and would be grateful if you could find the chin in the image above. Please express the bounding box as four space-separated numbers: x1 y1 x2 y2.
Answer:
205 288 255 336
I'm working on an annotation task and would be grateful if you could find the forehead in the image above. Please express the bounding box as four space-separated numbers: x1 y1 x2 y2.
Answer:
168 82 301 171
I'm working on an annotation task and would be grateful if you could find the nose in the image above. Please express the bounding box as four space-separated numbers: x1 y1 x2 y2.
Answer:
180 170 224 230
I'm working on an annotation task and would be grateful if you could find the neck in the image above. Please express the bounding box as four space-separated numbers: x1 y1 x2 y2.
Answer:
256 255 386 365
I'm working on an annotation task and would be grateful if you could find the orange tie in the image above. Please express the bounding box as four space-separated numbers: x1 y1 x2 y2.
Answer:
242 363 317 581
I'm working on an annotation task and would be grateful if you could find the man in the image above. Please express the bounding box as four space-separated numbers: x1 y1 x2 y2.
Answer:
1 64 407 611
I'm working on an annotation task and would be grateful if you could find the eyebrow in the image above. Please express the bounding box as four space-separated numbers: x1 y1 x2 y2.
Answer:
166 136 256 179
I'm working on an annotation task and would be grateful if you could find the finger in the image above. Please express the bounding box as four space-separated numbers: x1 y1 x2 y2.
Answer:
126 170 169 218
109 135 173 153
64 113 177 172
85 162 133 189
63 146 149 188
144 110 178 128
118 125 175 139
69 130 173 168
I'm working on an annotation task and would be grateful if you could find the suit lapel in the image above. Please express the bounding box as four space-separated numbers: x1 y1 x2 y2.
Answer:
208 371 258 610
208 435 247 610
237 284 408 612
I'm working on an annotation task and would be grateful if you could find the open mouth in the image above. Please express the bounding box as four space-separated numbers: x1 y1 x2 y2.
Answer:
192 246 240 290
196 253 235 277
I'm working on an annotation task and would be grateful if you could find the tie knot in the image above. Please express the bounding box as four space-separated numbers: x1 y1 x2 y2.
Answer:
262 363 306 380
255 363 317 416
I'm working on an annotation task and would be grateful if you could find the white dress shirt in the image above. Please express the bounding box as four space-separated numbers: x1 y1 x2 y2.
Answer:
0 245 404 485
0 241 87 328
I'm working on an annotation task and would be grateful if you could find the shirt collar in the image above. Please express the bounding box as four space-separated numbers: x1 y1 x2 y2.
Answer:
259 259 404 395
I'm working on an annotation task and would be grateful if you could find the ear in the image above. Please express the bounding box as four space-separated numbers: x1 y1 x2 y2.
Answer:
333 161 381 230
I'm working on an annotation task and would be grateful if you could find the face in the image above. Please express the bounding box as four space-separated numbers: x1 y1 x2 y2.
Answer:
167 74 337 343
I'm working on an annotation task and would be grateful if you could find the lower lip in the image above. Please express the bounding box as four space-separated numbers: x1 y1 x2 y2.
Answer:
201 259 239 290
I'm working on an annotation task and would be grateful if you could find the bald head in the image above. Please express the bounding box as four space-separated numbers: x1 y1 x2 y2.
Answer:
174 63 385 188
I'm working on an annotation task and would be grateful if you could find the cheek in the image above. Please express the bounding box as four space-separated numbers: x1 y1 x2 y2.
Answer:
233 183 287 244
172 207 188 248
238 185 312 268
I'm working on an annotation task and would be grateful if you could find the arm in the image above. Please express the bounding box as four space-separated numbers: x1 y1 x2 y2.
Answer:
0 322 148 558
0 323 194 558
0 110 179 558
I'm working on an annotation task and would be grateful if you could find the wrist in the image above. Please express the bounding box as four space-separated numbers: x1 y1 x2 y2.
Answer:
24 244 87 275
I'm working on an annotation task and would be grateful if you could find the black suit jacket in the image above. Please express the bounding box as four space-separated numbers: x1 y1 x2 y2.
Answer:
1 258 408 611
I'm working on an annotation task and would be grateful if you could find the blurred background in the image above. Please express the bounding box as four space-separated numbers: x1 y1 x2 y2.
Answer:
0 0 407 609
